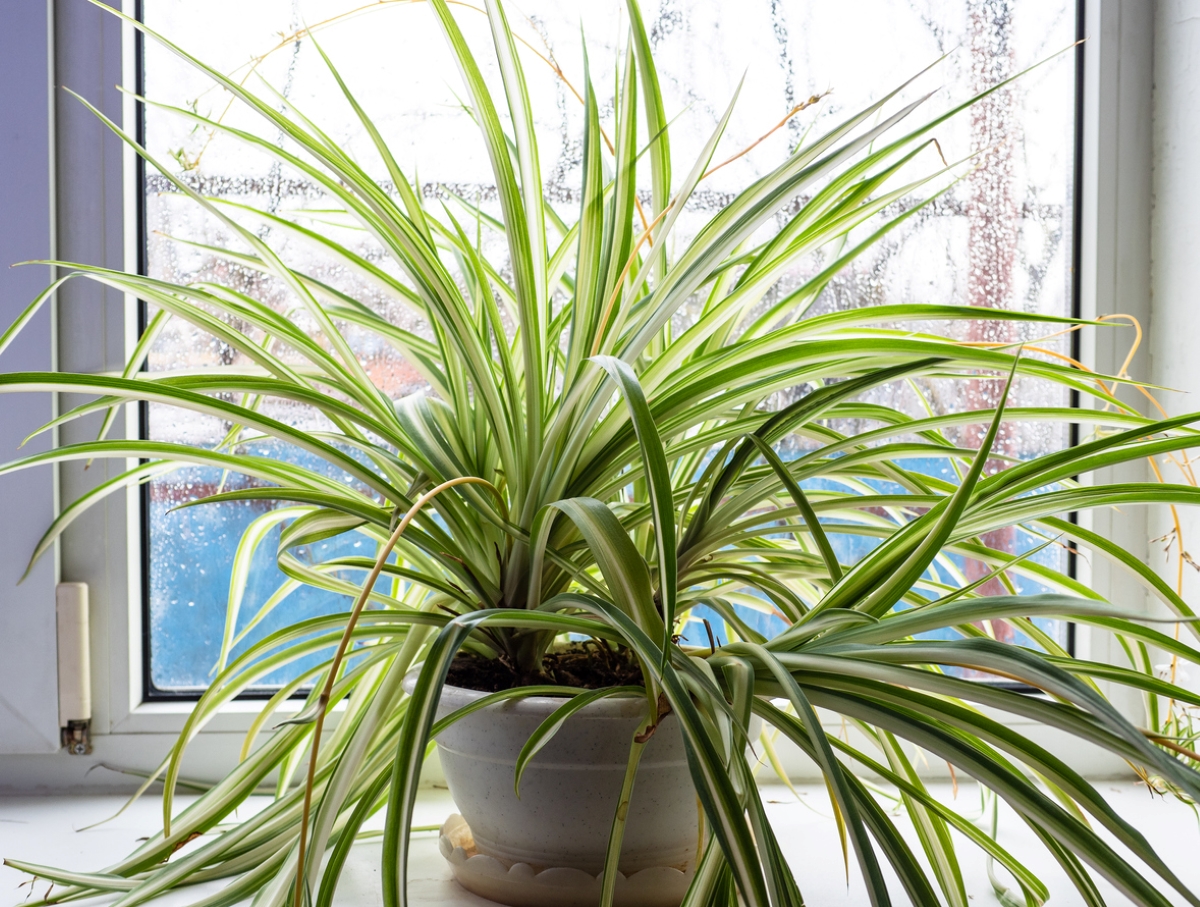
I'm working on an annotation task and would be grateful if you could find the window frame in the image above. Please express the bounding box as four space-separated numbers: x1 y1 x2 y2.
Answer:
0 0 1159 786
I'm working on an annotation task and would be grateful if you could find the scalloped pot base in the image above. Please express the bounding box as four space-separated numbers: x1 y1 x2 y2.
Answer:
403 676 701 906
440 814 694 907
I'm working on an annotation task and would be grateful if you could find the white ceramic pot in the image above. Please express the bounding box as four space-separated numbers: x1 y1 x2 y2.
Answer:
406 676 700 877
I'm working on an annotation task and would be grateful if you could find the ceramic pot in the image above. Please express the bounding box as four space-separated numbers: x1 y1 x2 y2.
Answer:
406 676 700 876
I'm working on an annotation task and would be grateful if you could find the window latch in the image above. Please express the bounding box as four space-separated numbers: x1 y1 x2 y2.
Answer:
62 720 91 755
56 583 91 755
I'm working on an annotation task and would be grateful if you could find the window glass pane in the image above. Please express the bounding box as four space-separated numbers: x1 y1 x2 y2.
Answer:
142 0 1076 693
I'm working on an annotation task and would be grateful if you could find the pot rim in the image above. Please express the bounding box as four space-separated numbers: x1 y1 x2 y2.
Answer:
401 669 653 718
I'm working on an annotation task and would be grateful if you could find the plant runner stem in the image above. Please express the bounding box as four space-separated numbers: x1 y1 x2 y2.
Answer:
293 476 495 907
1142 729 1200 764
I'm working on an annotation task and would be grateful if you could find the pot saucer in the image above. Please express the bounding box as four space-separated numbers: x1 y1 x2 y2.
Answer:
438 814 693 907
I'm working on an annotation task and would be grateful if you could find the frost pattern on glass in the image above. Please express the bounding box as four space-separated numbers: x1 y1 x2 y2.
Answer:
143 0 1075 691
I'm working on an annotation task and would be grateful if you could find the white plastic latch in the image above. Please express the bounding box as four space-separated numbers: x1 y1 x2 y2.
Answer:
56 582 91 754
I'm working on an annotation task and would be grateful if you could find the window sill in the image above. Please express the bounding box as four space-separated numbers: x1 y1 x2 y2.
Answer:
2 783 1196 905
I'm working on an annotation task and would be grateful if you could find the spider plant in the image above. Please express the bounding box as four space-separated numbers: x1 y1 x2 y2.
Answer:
4 1 1200 905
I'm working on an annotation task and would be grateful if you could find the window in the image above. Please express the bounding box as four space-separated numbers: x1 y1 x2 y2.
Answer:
139 0 1079 695
0 0 1164 782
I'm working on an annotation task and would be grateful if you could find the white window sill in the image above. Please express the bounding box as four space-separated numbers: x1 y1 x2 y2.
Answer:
2 783 1198 905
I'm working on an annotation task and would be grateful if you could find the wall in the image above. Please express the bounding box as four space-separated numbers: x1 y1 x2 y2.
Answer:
0 0 61 756
1151 3 1200 634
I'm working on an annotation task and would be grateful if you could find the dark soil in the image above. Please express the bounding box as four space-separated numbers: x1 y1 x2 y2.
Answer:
446 643 645 693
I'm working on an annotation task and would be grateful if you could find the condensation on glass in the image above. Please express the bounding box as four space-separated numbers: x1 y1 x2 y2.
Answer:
142 0 1077 692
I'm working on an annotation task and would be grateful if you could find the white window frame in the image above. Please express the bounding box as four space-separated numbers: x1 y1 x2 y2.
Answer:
1071 0 1158 724
0 0 1165 787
